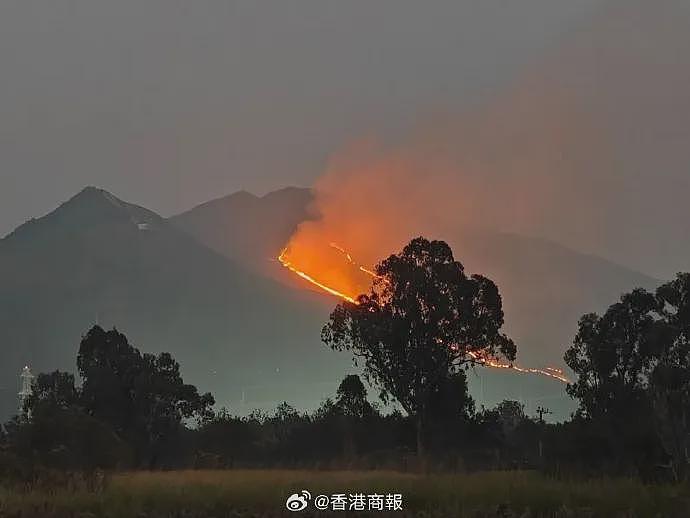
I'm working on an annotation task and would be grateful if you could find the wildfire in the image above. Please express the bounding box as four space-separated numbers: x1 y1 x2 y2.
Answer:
277 244 570 384
467 351 570 384
278 247 359 303
329 242 381 279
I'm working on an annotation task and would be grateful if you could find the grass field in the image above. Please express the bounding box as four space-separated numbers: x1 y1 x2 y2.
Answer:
1 469 689 517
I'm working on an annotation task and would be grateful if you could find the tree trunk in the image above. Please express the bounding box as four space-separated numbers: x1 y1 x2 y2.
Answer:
342 416 356 460
416 413 427 473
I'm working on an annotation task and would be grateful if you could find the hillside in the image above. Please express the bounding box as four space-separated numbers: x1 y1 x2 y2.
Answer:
0 186 659 421
172 187 658 364
171 187 659 419
0 187 346 419
169 187 314 279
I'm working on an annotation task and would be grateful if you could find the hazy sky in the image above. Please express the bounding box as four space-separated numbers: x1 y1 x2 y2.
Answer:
2 0 689 278
0 0 602 231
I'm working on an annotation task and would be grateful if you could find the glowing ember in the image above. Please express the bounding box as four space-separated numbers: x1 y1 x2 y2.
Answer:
467 351 570 384
277 244 570 384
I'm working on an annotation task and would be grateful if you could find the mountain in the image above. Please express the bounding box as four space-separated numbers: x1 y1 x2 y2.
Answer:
0 187 348 420
0 186 659 422
171 187 658 362
449 230 659 366
171 187 659 420
169 187 314 279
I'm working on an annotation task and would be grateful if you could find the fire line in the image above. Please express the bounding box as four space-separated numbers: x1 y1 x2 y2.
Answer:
277 244 570 384
467 351 570 383
278 248 358 303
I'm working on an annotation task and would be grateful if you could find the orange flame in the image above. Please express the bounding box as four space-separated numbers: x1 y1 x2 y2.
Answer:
278 247 358 303
277 244 570 384
467 351 570 384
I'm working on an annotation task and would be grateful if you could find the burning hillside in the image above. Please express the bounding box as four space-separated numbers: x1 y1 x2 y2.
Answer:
278 239 570 384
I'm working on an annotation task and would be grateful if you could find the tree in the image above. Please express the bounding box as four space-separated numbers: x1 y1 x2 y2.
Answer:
27 371 80 414
564 289 661 471
564 275 690 476
77 325 215 467
266 402 315 463
564 289 658 420
195 409 258 468
7 406 131 471
322 237 515 460
333 375 373 458
335 375 373 418
494 400 527 435
649 273 690 478
427 370 475 422
425 370 475 459
13 371 129 470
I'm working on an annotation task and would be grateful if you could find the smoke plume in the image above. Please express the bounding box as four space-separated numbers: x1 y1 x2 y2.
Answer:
286 0 690 280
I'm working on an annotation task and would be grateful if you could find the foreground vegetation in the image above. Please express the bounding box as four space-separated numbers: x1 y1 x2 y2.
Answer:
1 469 689 517
3 238 690 515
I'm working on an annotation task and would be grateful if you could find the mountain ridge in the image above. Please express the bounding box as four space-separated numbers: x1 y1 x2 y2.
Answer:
0 185 661 422
169 186 314 278
170 186 659 369
2 186 162 243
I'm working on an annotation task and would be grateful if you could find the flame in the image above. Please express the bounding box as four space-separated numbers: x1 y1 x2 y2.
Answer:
277 244 570 384
467 351 570 384
278 247 359 303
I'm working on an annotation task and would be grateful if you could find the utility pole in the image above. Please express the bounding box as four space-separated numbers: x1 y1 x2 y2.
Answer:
535 406 552 460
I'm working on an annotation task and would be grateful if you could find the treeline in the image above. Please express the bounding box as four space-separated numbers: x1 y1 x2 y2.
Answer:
1 237 689 483
0 329 552 474
1 326 214 475
169 380 543 472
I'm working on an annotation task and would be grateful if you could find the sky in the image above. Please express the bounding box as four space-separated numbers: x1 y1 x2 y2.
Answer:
1 0 689 278
0 1 602 226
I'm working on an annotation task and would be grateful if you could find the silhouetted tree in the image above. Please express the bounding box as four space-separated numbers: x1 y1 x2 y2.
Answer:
335 375 373 418
194 409 258 468
27 371 80 414
494 400 527 435
649 273 690 479
565 274 690 477
427 370 475 422
564 289 661 472
322 237 515 461
333 375 373 458
6 406 130 471
564 289 657 420
425 370 475 462
10 371 129 470
77 325 215 467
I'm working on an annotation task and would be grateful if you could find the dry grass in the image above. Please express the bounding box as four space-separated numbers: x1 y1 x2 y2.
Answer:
0 469 688 517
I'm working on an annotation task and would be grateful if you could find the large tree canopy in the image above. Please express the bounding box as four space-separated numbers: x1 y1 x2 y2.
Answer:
564 273 690 477
564 288 659 420
322 237 515 456
77 326 215 467
12 326 215 469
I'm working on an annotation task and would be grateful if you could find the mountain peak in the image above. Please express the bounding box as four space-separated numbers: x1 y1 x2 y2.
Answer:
78 185 106 195
2 187 162 243
69 186 126 207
